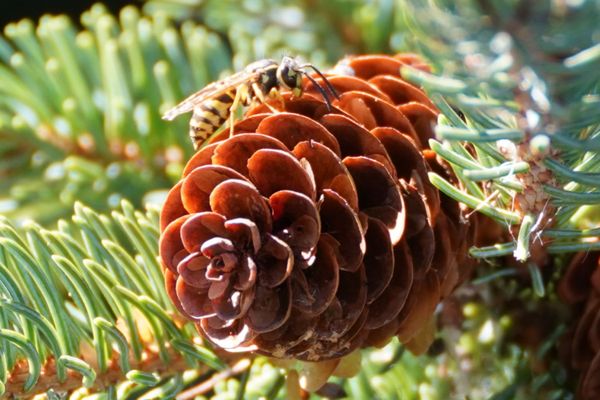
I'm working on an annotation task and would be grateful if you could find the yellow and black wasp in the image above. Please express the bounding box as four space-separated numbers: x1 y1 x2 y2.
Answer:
162 56 338 150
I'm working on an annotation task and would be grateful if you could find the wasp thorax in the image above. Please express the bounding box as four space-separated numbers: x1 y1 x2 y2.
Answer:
261 68 278 93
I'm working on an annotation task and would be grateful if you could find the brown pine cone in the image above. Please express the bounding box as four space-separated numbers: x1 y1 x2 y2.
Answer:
559 251 600 400
159 54 476 362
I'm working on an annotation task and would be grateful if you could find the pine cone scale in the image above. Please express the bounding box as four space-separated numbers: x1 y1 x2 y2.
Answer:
181 165 247 214
319 189 365 272
365 240 414 330
579 352 600 399
396 270 441 343
180 212 227 253
291 237 340 315
319 113 394 169
558 252 600 399
199 316 256 350
176 269 214 318
269 190 320 261
181 143 220 176
247 148 316 199
255 235 293 288
246 279 292 333
338 91 417 135
256 112 342 156
160 214 191 272
209 179 272 231
363 216 395 303
160 182 187 231
369 75 437 111
177 252 212 289
212 133 289 176
291 140 359 211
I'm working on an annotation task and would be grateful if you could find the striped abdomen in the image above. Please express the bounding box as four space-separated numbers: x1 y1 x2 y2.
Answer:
189 91 235 149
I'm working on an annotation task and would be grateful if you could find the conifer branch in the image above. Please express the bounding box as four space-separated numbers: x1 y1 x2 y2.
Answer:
399 0 600 261
0 5 231 223
0 201 227 398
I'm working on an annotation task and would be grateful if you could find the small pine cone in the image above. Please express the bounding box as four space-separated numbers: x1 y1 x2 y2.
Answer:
159 54 476 362
558 251 600 400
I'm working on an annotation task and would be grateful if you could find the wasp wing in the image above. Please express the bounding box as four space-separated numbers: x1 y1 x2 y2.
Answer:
162 67 273 121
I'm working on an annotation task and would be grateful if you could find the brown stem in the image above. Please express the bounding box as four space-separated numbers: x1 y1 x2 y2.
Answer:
175 358 253 400
5 347 205 399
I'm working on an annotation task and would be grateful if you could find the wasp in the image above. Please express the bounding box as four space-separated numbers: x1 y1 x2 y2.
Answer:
162 56 338 150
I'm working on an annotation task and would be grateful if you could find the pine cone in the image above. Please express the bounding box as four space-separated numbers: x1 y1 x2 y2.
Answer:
559 251 600 400
159 54 476 362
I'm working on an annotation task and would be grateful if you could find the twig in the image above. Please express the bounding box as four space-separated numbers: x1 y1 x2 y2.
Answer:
5 346 202 399
176 358 253 400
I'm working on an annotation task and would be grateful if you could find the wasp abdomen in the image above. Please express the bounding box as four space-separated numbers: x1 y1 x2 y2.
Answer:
189 91 235 149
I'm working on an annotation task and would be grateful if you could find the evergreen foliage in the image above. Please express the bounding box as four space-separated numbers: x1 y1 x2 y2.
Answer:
398 0 600 261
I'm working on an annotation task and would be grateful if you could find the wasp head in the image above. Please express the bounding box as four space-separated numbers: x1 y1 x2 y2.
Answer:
277 56 303 97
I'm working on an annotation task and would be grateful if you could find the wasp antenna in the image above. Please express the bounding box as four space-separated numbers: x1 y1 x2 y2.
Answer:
302 72 333 111
301 64 340 100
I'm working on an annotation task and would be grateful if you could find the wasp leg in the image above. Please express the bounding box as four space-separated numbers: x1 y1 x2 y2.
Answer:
252 82 278 113
252 82 266 103
268 87 285 110
191 135 204 151
228 86 247 136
